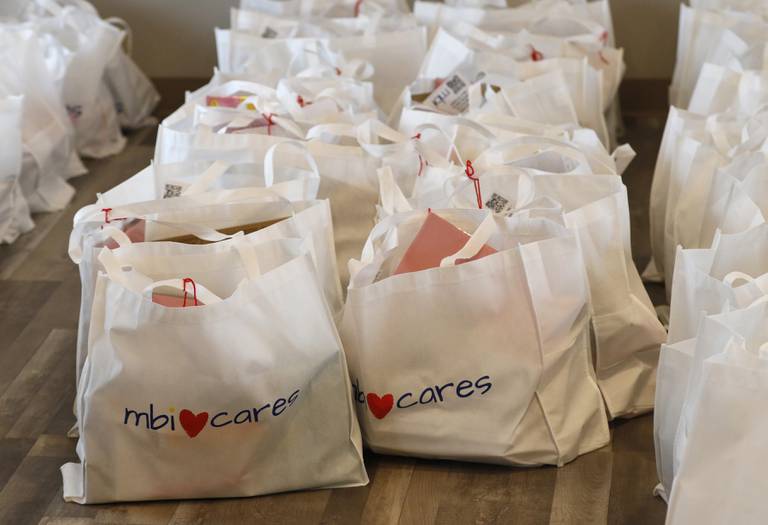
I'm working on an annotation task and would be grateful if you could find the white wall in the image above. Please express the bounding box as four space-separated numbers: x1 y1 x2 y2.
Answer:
90 0 680 80
612 0 680 79
91 0 238 78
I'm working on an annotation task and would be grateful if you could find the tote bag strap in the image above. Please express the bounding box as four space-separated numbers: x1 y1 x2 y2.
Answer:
98 235 261 301
182 160 232 196
263 140 321 188
378 166 413 216
440 212 497 267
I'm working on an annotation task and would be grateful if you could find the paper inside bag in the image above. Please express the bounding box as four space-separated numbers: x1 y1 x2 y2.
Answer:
393 212 496 275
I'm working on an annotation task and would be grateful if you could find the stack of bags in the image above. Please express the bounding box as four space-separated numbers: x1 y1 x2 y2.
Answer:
651 1 768 523
62 0 665 505
0 0 159 244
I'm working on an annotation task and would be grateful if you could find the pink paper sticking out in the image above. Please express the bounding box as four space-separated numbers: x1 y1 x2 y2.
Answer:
205 95 250 108
393 212 496 275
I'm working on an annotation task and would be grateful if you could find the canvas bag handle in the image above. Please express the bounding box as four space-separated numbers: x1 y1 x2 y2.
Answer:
263 140 321 188
440 212 497 267
378 166 413 216
98 234 261 301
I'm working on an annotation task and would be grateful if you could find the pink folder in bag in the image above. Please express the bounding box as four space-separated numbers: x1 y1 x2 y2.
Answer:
393 212 496 275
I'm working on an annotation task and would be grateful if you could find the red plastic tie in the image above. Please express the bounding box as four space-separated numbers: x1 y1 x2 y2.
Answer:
101 207 126 224
335 66 342 76
297 95 306 107
465 160 482 209
354 0 362 17
262 113 275 135
530 46 543 61
182 278 199 307
411 133 425 177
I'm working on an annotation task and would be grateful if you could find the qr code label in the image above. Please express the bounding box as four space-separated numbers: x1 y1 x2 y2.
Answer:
445 74 466 94
485 193 510 214
163 184 183 199
424 72 471 115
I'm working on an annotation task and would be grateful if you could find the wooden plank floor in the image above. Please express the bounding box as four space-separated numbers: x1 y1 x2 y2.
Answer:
0 115 670 525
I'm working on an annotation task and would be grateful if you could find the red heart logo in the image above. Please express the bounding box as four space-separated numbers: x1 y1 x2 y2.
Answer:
366 393 394 419
179 409 209 438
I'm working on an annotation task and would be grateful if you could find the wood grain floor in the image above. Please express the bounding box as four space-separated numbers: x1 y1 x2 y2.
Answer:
0 114 669 525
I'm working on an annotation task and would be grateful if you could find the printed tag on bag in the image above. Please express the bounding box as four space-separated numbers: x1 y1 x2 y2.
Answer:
261 27 278 38
484 192 511 214
163 183 185 199
424 71 485 115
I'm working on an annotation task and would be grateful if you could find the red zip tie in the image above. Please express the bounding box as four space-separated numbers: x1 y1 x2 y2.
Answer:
101 207 126 224
530 46 543 61
297 95 306 107
354 0 362 17
335 67 342 76
182 278 198 307
261 113 275 135
411 133 425 177
465 160 482 209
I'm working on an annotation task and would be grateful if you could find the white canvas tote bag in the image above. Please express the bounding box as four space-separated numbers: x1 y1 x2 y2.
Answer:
218 28 427 114
656 231 768 501
34 1 127 158
667 225 768 344
62 237 367 503
386 156 664 417
653 337 696 503
240 0 409 18
341 209 609 465
666 303 768 525
645 108 745 282
688 63 768 116
0 27 77 212
69 196 341 413
0 95 34 244
697 151 768 246
103 16 160 131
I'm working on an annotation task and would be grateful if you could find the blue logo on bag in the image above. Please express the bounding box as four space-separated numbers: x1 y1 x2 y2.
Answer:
123 389 301 438
352 376 492 419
